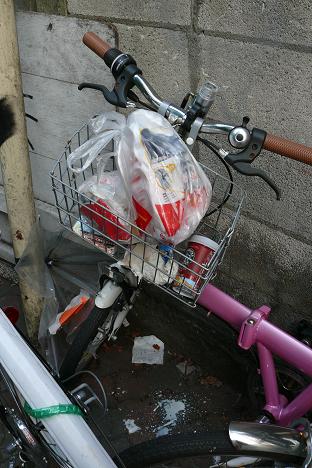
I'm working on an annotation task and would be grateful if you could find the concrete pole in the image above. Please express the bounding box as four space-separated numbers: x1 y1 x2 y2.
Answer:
0 0 43 341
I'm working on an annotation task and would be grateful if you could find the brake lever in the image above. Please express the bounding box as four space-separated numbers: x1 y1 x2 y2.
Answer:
232 161 281 200
225 127 281 200
78 60 142 108
78 82 122 106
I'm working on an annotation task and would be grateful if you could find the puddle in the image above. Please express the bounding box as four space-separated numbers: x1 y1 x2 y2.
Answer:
154 398 186 437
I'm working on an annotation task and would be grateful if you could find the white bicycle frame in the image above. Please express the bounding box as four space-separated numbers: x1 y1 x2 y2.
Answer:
0 308 117 468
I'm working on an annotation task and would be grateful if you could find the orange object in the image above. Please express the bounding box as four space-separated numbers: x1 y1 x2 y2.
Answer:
59 296 89 326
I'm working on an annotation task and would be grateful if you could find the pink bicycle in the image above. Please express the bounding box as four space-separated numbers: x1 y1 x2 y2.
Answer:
49 32 312 466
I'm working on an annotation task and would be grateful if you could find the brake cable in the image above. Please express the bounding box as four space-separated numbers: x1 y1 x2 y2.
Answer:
198 136 234 217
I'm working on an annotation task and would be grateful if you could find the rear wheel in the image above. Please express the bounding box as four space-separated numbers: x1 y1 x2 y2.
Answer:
118 431 303 467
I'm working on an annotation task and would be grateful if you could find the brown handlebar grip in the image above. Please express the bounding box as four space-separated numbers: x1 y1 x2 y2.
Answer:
83 32 112 59
263 133 312 166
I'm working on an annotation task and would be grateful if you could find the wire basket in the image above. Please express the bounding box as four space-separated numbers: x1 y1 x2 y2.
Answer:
50 121 244 307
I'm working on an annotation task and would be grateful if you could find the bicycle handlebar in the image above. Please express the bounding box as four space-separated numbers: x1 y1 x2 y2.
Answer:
264 133 312 165
81 31 312 168
83 32 112 59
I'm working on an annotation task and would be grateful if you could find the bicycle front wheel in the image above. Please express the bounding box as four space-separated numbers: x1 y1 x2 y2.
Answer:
59 305 110 379
118 431 304 467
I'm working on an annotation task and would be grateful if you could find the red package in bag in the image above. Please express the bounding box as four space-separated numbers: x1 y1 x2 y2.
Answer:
154 199 184 238
81 200 131 243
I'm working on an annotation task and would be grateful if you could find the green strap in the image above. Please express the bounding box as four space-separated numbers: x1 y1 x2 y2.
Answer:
24 401 83 419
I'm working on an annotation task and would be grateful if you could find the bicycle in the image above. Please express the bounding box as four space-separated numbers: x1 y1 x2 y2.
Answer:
49 31 312 465
1 29 312 465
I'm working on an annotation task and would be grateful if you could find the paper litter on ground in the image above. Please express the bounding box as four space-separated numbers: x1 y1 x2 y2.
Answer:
176 361 196 375
132 335 164 365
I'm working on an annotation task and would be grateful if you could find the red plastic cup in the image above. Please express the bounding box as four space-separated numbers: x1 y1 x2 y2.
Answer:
173 235 219 297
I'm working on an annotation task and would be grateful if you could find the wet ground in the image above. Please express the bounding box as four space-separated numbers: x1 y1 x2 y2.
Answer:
0 276 256 462
65 284 256 454
84 329 252 453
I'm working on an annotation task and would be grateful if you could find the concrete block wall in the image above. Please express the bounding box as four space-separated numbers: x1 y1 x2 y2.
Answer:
0 11 115 261
15 0 312 327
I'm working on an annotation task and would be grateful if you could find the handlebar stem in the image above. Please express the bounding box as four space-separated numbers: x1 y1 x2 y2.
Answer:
132 73 237 138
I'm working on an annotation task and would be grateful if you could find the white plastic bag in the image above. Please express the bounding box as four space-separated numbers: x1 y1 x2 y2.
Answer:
118 110 212 245
68 109 212 247
78 170 133 244
78 171 130 221
68 112 133 243
67 111 126 173
119 242 179 285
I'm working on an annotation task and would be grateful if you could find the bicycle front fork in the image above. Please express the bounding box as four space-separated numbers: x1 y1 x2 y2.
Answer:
94 264 140 346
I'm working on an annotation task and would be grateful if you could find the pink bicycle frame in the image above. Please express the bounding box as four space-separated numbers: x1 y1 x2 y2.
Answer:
198 284 312 426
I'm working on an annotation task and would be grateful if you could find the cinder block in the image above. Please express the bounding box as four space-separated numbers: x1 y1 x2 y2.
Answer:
198 0 312 47
29 152 56 205
16 12 115 161
22 73 112 159
16 12 115 84
15 0 35 10
68 0 192 26
15 0 66 14
215 213 312 327
198 35 312 240
116 24 191 105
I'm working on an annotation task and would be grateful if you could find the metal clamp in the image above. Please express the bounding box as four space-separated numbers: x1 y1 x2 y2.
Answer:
71 382 103 409
158 101 171 117
238 305 271 350
186 117 204 149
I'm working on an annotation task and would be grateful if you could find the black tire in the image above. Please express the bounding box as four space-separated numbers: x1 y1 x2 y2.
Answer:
117 431 303 467
59 305 111 380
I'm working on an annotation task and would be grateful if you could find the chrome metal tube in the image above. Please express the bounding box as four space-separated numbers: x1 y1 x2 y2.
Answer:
132 75 235 131
132 75 186 121
229 421 307 460
200 121 235 135
132 75 163 109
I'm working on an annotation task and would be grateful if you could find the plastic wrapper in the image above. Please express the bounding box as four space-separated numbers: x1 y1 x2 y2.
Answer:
68 112 133 243
48 291 92 335
73 219 118 256
119 243 178 285
67 111 126 173
15 214 112 373
78 171 132 244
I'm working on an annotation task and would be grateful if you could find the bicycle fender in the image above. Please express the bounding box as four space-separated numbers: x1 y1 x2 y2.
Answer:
95 280 122 309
